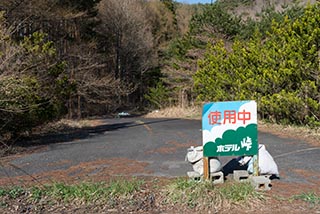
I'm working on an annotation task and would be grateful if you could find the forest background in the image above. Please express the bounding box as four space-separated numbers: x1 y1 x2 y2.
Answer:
0 0 319 144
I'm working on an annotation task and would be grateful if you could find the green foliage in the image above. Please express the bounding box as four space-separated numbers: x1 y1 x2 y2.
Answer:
165 34 205 60
161 0 178 33
0 76 40 111
144 82 170 109
21 32 56 56
0 20 70 136
194 3 320 126
210 0 306 41
219 182 262 202
107 178 144 197
0 75 67 133
0 186 25 199
0 179 263 212
161 2 250 107
2 179 143 204
240 4 304 40
161 0 177 14
160 1 306 110
30 186 43 201
163 178 262 208
45 182 109 202
292 192 320 205
190 3 243 39
167 37 192 60
164 178 214 208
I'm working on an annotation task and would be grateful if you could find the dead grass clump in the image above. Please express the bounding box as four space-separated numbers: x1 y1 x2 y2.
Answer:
31 119 100 135
144 106 201 119
258 121 320 146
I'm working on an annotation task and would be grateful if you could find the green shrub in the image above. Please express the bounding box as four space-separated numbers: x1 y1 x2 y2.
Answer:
144 82 170 109
194 3 320 126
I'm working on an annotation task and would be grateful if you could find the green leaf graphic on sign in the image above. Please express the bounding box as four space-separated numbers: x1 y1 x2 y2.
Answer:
204 124 257 157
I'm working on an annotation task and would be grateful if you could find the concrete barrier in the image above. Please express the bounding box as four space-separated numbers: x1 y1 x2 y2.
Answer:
249 175 271 191
233 170 250 182
211 171 224 184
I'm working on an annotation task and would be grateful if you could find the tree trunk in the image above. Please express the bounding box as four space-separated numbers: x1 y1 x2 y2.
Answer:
77 94 81 120
68 95 73 119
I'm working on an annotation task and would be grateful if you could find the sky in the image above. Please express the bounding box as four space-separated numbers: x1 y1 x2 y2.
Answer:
176 0 214 4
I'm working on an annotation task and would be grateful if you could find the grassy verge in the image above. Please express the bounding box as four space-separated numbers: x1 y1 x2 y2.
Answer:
2 177 318 213
258 120 320 145
292 192 320 205
0 178 144 208
0 178 265 213
162 178 264 211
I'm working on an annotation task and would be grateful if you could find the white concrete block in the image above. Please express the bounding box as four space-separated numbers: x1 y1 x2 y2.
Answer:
233 170 250 182
210 171 224 184
249 175 271 191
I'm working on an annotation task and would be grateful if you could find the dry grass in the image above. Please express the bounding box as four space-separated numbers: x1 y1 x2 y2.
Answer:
144 106 202 119
31 119 103 135
258 121 320 146
144 106 320 146
51 119 98 128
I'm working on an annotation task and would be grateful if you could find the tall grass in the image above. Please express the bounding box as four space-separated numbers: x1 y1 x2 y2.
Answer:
292 192 320 205
0 177 266 212
162 178 263 210
0 178 144 204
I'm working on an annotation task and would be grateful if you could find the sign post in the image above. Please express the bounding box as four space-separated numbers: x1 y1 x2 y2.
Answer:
202 101 259 179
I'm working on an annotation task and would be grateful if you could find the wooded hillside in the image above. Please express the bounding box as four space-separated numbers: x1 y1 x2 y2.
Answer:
0 0 319 143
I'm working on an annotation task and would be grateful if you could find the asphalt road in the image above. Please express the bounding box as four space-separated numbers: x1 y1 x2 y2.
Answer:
0 117 319 186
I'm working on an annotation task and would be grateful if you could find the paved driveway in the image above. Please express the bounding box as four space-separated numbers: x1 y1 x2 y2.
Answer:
0 117 319 191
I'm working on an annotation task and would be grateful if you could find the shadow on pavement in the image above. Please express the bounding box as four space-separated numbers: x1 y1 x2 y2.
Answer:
15 118 179 148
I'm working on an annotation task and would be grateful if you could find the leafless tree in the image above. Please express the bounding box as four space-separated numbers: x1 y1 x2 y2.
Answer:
145 1 177 46
0 11 68 140
65 41 132 118
96 0 156 106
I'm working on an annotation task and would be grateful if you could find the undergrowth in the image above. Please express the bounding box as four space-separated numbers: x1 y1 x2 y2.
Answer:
0 178 144 204
162 178 264 211
0 177 265 212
